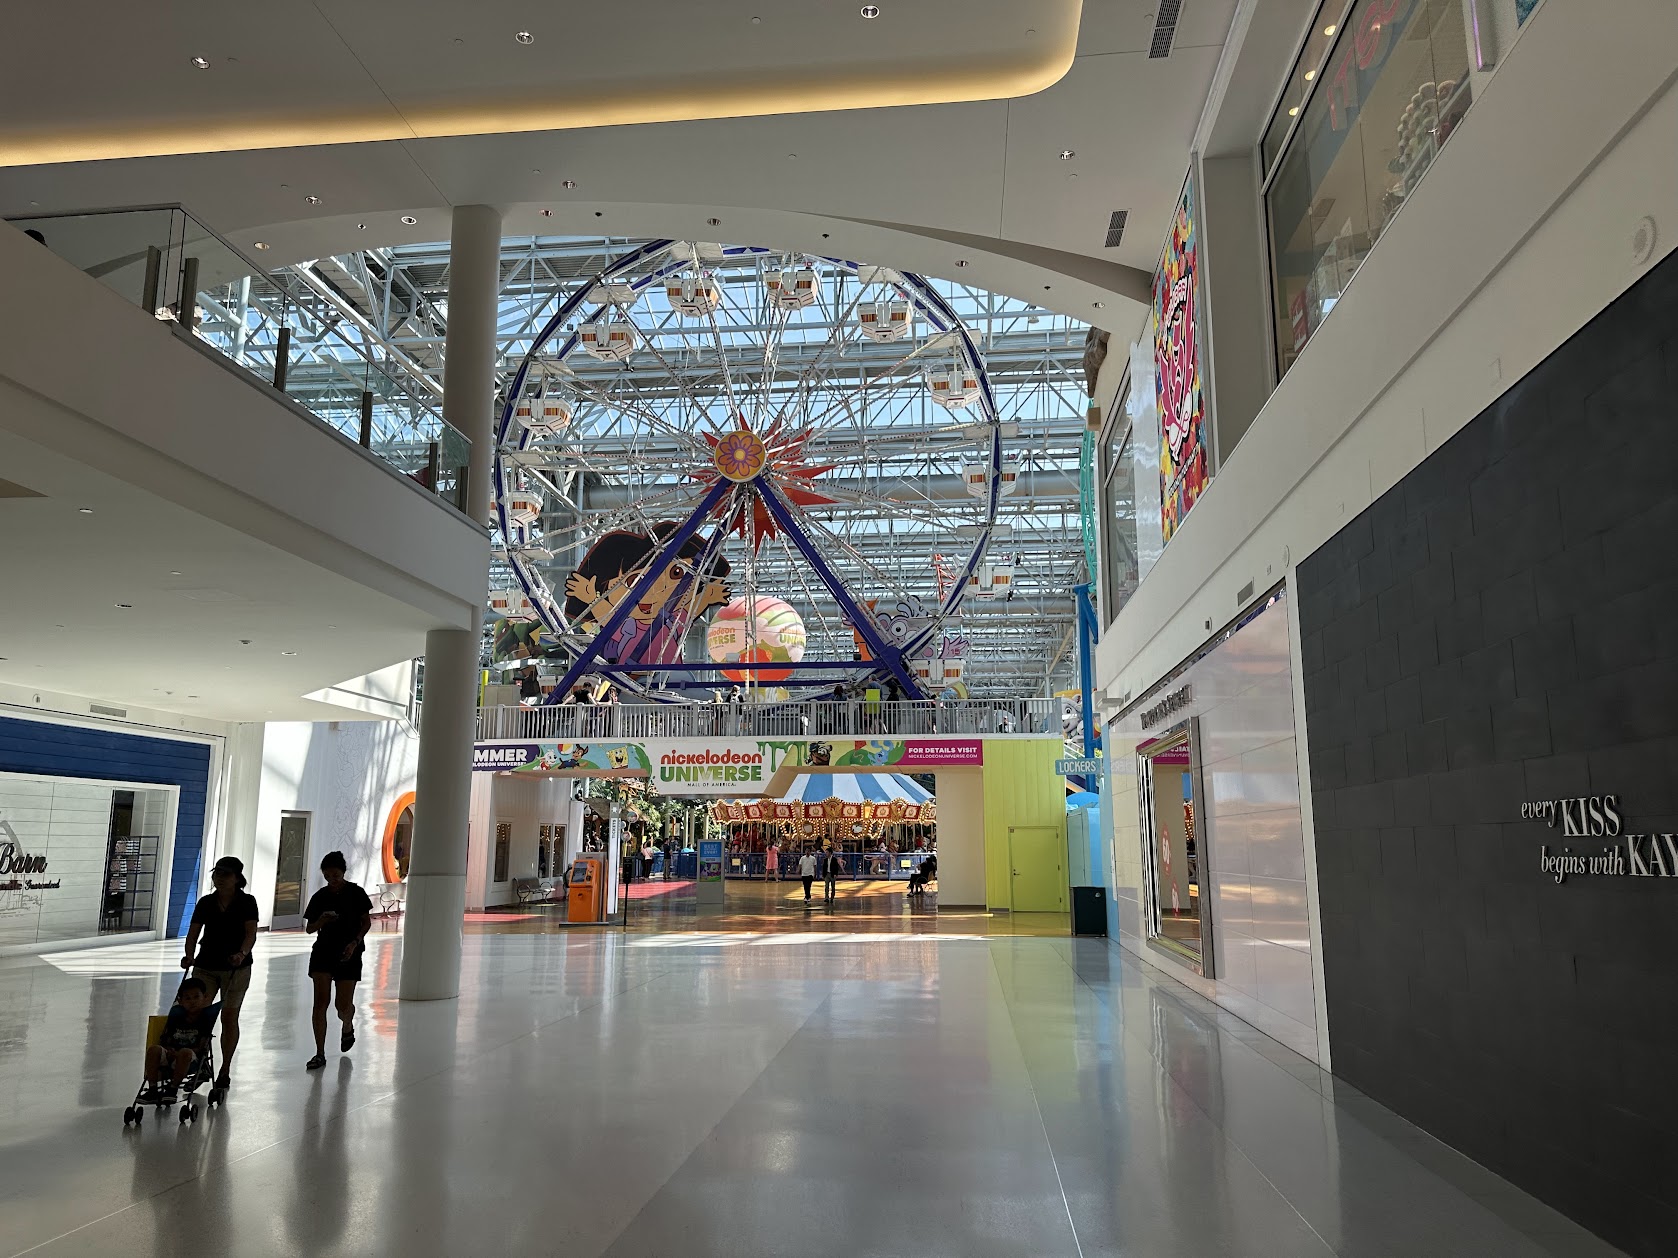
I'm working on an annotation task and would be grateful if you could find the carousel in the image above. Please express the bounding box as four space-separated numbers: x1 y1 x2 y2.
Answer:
714 773 935 875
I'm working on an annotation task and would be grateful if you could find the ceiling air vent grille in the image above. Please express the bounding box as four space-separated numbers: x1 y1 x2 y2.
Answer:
1149 0 1183 58
1104 210 1129 248
90 704 128 718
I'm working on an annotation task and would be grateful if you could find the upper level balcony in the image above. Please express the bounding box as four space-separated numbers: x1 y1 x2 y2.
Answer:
477 697 1066 742
7 205 470 506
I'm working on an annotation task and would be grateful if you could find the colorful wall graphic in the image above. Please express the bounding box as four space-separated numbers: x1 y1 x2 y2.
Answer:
471 737 988 793
1155 172 1210 542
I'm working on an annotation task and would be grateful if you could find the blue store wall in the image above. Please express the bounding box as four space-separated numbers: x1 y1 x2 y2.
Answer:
0 716 212 938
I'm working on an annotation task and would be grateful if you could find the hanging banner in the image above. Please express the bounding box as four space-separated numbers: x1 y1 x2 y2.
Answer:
1155 170 1210 542
473 736 989 786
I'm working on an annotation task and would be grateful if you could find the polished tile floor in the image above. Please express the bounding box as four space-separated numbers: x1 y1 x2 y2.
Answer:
472 877 1074 938
0 929 1624 1257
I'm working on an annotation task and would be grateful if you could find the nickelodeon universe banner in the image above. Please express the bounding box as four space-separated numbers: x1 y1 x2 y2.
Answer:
1155 169 1210 543
471 737 985 795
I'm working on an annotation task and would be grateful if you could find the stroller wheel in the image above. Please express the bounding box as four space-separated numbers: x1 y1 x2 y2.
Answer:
179 1105 194 1125
123 1106 135 1126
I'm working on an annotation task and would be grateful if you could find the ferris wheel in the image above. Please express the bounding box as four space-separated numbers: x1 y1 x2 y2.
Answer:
489 239 1018 702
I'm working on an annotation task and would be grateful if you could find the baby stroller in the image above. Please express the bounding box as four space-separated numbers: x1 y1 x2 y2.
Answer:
907 855 937 898
122 988 224 1128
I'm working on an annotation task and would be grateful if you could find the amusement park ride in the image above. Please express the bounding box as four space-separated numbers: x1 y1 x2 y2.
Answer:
487 240 1035 705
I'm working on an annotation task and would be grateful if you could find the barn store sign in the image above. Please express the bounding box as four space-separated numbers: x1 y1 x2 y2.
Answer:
1521 795 1678 884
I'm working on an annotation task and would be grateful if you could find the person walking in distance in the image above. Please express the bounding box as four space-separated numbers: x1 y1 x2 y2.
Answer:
302 851 372 1071
180 856 258 1090
822 846 842 905
797 847 819 903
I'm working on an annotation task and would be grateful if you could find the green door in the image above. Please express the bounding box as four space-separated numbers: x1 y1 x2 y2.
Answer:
1008 825 1067 913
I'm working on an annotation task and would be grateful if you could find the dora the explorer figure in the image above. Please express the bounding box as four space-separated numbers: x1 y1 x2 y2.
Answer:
563 523 731 666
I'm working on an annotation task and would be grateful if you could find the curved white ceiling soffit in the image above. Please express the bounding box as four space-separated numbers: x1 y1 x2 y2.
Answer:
0 0 1082 166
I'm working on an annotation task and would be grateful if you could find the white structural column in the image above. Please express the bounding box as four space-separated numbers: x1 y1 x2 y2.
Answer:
401 203 501 1001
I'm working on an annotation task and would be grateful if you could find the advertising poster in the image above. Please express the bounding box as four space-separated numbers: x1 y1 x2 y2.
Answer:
1155 171 1210 542
472 736 987 787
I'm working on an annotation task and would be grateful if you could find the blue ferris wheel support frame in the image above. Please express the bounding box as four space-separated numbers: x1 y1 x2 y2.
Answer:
491 239 1004 704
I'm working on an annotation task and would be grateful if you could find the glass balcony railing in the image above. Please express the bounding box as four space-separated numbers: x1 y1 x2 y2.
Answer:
8 205 472 511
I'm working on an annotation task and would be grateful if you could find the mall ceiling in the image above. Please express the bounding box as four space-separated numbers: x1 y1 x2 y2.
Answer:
0 0 1289 331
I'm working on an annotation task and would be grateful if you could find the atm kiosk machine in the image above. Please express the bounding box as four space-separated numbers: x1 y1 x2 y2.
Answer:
567 856 604 922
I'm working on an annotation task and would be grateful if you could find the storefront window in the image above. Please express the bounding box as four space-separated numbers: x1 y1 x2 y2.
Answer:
1138 727 1213 975
1266 0 1475 375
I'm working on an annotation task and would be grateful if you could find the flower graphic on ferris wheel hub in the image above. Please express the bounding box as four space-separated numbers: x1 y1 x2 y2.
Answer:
712 428 768 482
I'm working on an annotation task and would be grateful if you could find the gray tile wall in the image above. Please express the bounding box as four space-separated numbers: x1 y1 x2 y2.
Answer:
1297 247 1678 1258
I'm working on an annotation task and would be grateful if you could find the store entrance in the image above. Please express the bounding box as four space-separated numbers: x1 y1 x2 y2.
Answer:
1138 727 1214 976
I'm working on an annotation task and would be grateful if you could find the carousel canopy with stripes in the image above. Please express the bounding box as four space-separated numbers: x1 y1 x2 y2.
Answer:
779 773 931 805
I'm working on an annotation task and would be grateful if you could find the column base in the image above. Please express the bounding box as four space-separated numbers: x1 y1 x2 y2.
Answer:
398 873 466 1001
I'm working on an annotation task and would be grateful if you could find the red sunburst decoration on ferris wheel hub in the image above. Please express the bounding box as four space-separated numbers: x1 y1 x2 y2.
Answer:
695 415 839 549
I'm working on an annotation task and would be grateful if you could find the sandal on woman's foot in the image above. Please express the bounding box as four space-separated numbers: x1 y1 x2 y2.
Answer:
306 1054 327 1070
341 1026 356 1053
214 1071 231 1091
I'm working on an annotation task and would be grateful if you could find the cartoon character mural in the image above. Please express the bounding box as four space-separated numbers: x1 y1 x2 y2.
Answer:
494 522 732 665
1155 172 1210 542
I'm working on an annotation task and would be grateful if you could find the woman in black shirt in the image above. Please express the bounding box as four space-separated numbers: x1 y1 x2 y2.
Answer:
302 851 373 1071
180 855 259 1088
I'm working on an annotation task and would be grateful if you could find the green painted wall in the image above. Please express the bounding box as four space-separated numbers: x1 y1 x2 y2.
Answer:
981 739 1067 910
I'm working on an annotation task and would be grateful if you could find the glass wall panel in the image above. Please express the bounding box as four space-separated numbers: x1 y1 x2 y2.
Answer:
1266 0 1476 376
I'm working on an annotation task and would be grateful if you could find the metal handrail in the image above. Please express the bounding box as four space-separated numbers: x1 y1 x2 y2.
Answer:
476 698 1064 741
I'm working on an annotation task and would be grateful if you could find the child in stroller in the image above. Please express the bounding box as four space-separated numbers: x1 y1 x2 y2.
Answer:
124 977 223 1127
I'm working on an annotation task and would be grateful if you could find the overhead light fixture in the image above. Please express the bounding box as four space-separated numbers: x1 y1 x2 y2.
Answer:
1323 24 1337 36
253 241 270 250
78 507 93 514
515 30 535 43
1304 69 1316 81
115 603 132 609
860 5 880 17
401 215 418 225
1092 301 1105 309
356 223 367 230
707 217 722 226
561 179 576 189
281 650 298 656
540 208 553 217
955 259 969 268
190 56 210 70
304 195 321 205
1059 149 1076 160
1288 106 1300 117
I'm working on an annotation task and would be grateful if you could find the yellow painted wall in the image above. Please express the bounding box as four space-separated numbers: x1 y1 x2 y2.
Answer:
981 739 1067 910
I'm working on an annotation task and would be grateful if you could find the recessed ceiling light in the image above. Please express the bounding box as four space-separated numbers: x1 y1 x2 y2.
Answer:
540 208 553 217
1288 106 1300 116
356 223 367 230
1304 69 1316 81
751 14 761 22
190 56 210 70
707 217 722 227
561 179 577 189
401 215 418 225
1323 24 1337 36
788 153 798 160
281 650 298 656
78 507 93 514
253 241 270 250
515 30 535 43
954 259 968 267
1092 301 1105 309
860 5 880 17
1059 149 1076 160
169 570 182 575
304 195 321 205
116 603 132 609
